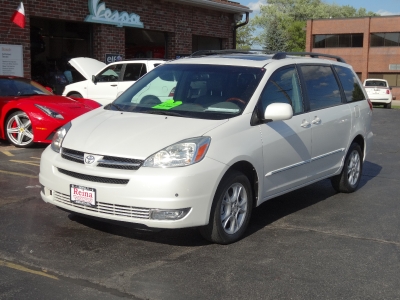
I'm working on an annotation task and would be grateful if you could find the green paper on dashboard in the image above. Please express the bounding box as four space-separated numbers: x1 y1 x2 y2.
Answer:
152 99 182 110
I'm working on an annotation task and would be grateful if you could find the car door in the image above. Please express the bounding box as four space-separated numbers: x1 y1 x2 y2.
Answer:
117 63 147 97
87 63 123 103
299 64 352 180
259 65 312 198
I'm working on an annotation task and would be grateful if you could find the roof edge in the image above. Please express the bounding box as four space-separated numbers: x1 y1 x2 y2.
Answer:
166 0 252 13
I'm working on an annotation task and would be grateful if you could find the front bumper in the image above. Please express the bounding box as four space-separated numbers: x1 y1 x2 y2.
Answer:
39 146 227 229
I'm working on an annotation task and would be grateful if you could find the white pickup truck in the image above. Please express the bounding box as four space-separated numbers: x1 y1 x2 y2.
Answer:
363 78 393 109
62 58 169 106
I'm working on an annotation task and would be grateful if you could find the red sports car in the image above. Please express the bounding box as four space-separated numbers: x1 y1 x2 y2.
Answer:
0 76 100 147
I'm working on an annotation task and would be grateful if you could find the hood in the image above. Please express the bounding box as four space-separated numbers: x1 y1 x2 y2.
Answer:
63 109 228 159
68 57 106 80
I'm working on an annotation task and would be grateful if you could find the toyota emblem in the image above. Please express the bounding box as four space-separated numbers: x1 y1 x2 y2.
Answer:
84 155 95 164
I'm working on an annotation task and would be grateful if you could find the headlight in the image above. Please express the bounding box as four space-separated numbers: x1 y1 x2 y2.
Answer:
143 136 211 168
35 104 64 119
51 122 71 153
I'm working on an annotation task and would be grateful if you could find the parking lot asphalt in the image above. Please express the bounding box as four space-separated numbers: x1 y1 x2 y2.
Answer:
0 107 400 300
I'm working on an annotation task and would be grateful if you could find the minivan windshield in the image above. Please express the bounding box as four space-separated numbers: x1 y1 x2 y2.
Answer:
110 64 265 120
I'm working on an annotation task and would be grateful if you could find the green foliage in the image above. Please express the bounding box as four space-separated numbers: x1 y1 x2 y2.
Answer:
236 22 256 49
249 0 378 51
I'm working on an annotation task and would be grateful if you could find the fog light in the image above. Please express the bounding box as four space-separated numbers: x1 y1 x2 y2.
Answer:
150 208 191 220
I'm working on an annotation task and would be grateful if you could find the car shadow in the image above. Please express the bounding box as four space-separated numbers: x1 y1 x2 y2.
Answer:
67 160 382 247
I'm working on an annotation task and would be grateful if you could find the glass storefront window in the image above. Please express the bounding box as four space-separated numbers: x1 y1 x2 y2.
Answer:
313 34 363 48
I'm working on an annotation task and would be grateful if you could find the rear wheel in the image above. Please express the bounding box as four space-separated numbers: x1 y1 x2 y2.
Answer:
331 143 363 193
199 171 253 244
386 102 392 109
5 111 34 148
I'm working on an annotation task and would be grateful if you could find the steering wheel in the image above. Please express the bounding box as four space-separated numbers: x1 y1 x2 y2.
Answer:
140 95 161 105
226 97 246 105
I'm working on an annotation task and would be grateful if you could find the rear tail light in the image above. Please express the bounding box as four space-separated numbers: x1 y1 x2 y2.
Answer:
168 87 175 97
367 98 373 111
386 89 390 94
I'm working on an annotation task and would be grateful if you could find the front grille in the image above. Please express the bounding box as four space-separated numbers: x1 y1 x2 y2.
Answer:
62 148 84 164
53 191 150 219
98 156 143 170
61 148 143 170
58 168 129 184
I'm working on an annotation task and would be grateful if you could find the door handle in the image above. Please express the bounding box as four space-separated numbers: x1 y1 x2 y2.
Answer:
301 119 310 128
311 116 321 125
110 84 117 87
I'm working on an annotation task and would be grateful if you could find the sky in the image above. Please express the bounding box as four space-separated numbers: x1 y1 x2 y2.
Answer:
239 0 400 16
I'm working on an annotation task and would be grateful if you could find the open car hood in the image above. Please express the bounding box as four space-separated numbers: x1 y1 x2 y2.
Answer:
68 57 106 80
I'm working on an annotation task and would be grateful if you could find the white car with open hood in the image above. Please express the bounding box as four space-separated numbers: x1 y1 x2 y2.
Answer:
62 57 168 105
40 50 373 244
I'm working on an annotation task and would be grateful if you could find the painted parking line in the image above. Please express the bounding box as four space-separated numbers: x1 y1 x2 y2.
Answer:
30 157 41 160
0 170 38 178
0 260 58 280
9 160 40 167
1 150 14 157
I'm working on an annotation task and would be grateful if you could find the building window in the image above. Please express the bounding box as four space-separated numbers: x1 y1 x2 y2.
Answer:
370 33 400 47
313 34 363 48
368 73 400 87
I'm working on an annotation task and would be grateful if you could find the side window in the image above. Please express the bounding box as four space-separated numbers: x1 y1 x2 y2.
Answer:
123 63 147 81
97 64 123 82
334 66 365 102
260 66 304 114
300 65 342 111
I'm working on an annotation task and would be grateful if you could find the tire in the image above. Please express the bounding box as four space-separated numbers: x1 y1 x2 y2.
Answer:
331 143 363 193
68 93 83 98
199 170 253 244
386 102 392 109
5 111 34 148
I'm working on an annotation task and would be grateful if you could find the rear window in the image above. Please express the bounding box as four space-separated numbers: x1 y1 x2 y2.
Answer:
365 80 387 87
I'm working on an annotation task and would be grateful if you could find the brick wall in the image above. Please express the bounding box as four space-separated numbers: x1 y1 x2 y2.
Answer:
307 16 400 100
0 0 236 78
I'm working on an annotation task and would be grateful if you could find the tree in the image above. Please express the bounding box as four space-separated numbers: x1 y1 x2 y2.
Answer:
251 0 377 51
236 22 256 49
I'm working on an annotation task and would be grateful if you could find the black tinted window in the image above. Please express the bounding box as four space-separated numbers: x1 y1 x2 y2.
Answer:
260 66 304 114
300 65 342 111
123 63 147 81
334 66 365 102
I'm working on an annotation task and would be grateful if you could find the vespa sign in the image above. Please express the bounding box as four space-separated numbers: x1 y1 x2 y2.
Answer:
85 0 144 28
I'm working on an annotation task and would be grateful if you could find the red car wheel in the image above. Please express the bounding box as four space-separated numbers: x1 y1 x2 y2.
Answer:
5 111 34 148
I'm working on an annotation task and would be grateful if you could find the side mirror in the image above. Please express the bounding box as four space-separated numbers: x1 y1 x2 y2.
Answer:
264 103 293 122
390 86 392 90
92 75 98 84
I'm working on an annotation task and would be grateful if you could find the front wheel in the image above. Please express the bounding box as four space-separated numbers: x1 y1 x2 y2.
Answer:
68 93 83 98
199 171 253 244
331 143 363 193
5 111 34 148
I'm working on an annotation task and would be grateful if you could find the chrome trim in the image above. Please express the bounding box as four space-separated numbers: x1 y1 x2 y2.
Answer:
310 148 345 162
265 148 345 177
265 160 310 177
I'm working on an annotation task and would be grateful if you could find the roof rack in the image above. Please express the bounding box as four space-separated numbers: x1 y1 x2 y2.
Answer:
272 52 346 63
190 49 256 57
190 49 346 63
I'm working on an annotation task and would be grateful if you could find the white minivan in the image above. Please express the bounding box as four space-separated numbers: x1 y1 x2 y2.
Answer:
40 51 373 244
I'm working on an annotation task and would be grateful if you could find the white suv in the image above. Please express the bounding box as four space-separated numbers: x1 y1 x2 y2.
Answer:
40 51 373 244
62 57 168 105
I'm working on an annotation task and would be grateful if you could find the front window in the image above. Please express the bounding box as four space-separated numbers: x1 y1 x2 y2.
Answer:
0 78 52 96
111 64 265 120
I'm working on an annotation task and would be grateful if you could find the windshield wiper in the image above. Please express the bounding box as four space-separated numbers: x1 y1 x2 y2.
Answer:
107 103 123 111
140 110 185 117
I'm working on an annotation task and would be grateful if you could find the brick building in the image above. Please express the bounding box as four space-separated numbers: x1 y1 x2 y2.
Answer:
306 15 400 99
1 0 250 81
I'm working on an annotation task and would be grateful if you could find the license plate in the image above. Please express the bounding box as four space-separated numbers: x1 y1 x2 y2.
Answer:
70 184 96 207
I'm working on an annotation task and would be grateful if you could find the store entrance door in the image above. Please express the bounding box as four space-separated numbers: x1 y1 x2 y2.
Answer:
125 28 166 59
